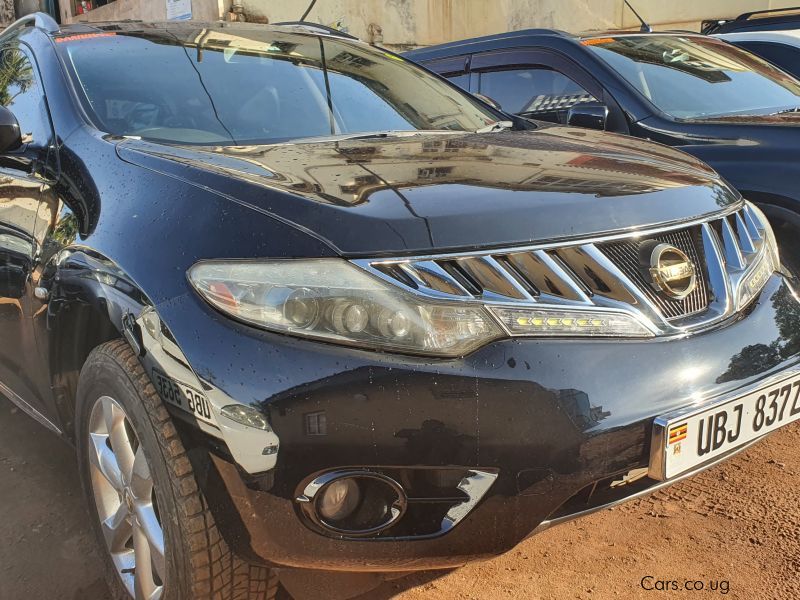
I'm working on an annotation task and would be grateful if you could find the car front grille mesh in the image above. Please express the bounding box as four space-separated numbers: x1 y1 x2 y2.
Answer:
598 227 709 321
357 203 771 335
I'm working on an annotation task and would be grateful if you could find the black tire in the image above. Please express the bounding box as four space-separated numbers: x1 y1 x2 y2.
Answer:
75 339 284 600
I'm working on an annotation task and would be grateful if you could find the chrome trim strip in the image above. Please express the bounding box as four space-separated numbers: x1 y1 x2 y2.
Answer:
353 201 777 339
440 469 499 534
0 380 62 436
364 202 744 264
532 434 766 536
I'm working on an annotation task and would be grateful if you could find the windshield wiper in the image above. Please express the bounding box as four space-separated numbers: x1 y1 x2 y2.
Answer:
475 120 514 134
278 130 465 145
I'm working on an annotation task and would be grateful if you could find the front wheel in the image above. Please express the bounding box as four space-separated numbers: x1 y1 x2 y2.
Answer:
75 339 283 600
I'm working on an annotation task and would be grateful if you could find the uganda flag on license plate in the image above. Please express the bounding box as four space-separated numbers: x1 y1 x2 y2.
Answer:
668 423 688 445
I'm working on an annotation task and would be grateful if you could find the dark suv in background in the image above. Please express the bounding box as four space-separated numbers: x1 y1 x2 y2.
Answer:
406 30 800 275
3 13 800 600
702 6 800 35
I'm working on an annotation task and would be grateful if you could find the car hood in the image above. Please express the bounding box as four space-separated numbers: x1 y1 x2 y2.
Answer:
117 125 739 256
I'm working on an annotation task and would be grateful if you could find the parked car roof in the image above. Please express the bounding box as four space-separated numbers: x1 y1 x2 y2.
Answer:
715 29 800 45
702 7 800 35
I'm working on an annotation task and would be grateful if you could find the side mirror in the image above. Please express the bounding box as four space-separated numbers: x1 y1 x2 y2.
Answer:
474 93 502 111
566 102 609 131
0 106 22 154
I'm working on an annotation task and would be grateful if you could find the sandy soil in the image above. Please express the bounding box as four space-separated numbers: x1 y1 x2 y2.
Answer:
1 395 798 600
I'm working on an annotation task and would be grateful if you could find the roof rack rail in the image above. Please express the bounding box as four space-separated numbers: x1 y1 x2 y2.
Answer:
737 6 800 21
274 21 359 41
701 6 800 34
2 12 59 36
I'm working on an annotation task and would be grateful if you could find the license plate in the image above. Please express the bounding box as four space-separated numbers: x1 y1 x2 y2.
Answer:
650 373 800 480
152 367 215 426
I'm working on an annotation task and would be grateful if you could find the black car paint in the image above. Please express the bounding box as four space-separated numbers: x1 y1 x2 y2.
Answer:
1 20 799 581
116 129 733 256
404 32 800 241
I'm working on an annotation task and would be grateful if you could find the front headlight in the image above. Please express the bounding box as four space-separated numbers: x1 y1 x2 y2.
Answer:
188 259 504 357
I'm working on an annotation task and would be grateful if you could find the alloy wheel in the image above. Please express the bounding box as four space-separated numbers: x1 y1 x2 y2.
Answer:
87 396 165 600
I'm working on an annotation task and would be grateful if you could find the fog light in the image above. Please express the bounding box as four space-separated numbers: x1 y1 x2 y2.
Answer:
318 478 361 522
297 471 407 536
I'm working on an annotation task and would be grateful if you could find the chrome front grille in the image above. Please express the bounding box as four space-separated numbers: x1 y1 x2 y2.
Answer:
599 227 709 321
355 202 776 337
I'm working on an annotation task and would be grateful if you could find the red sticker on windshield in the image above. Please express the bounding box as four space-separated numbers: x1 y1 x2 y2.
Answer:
581 38 615 46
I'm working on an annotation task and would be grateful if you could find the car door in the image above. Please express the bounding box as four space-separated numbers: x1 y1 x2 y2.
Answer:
467 48 629 133
0 40 59 428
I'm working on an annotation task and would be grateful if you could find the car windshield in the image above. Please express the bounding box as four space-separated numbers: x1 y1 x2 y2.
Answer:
584 34 800 119
56 26 499 145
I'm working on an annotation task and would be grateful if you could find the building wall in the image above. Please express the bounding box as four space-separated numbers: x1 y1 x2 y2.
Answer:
60 0 800 50
252 0 800 49
60 0 229 24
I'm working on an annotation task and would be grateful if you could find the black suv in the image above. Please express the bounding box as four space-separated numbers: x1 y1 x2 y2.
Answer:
3 13 800 600
406 30 800 275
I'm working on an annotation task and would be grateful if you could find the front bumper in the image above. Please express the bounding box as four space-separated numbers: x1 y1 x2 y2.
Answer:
155 274 800 571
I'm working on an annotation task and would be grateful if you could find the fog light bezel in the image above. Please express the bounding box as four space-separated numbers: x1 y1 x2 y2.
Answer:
296 470 407 537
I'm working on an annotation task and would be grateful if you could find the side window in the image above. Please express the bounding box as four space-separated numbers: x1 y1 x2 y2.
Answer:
736 41 800 80
477 68 596 121
0 43 52 148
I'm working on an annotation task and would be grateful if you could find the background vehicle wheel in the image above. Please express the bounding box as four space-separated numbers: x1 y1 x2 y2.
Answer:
76 339 285 600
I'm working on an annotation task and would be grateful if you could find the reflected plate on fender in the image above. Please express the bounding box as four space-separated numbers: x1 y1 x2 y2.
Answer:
650 373 800 480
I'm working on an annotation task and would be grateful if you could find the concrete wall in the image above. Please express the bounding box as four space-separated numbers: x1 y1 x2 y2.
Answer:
60 0 800 50
252 0 800 49
61 0 229 24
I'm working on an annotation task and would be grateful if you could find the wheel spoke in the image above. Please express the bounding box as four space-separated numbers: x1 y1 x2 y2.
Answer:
101 502 132 552
103 399 136 485
130 446 153 500
135 502 165 580
133 521 158 600
89 433 125 491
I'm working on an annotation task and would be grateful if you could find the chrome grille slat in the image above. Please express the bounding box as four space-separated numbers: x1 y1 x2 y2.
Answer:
720 216 746 271
480 255 536 300
355 204 773 336
700 222 732 313
576 244 666 324
455 256 530 300
531 250 592 304
734 212 756 256
398 261 470 297
742 205 765 241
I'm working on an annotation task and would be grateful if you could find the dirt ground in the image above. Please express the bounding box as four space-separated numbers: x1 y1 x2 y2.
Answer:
1 395 798 600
